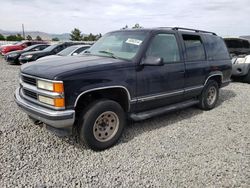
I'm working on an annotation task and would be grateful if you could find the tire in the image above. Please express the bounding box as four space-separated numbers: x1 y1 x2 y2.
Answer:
77 100 125 151
243 70 250 83
198 80 219 110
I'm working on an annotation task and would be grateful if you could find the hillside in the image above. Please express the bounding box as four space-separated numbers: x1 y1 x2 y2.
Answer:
0 29 85 41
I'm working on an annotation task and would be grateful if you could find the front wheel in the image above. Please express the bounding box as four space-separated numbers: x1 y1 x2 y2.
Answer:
198 80 219 110
77 100 125 151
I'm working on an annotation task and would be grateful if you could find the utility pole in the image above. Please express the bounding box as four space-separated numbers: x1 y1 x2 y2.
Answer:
22 24 25 39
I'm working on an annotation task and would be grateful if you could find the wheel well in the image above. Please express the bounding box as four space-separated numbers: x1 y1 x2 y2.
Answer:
206 75 222 87
75 88 130 114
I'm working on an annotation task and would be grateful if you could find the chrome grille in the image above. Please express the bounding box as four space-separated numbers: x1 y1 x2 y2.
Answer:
23 89 37 100
21 75 36 86
19 73 65 110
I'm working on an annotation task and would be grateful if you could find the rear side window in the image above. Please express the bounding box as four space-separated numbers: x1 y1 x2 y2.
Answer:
182 35 206 61
205 35 230 60
146 33 180 63
74 46 89 54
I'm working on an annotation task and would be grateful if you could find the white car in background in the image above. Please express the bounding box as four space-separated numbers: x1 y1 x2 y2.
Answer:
36 45 91 61
224 37 250 83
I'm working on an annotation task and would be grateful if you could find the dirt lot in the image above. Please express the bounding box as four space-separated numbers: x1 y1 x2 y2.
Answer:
0 57 249 187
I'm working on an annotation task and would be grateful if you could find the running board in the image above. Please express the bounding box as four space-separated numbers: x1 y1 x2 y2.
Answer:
129 99 199 121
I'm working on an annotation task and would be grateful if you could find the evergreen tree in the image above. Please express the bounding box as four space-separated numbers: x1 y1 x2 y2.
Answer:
0 34 5 40
36 36 42 41
26 35 32 40
70 28 83 41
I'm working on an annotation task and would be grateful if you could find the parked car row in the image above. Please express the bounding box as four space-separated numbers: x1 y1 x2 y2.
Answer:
2 41 91 64
0 41 48 55
4 44 50 64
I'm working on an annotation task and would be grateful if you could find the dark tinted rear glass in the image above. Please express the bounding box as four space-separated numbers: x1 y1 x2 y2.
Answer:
205 35 230 60
182 35 206 61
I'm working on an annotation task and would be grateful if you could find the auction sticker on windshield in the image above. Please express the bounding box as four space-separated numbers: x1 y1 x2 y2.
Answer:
125 38 143 45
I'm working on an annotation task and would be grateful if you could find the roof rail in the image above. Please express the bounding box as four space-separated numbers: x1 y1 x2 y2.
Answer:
172 27 217 35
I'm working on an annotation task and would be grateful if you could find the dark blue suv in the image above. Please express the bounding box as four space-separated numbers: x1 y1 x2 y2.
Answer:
15 27 232 150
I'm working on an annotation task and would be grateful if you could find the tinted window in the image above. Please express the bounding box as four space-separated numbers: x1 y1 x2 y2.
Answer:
54 45 64 53
205 35 230 60
74 46 90 54
183 35 206 61
146 33 180 63
38 45 49 50
57 46 79 56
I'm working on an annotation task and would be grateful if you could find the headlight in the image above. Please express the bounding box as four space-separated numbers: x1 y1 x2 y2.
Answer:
8 53 18 57
235 58 246 64
38 95 65 107
37 80 64 93
25 55 33 59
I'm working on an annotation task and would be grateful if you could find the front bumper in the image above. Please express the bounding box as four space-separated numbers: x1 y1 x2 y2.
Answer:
232 63 250 77
5 55 18 63
19 57 32 64
14 88 75 129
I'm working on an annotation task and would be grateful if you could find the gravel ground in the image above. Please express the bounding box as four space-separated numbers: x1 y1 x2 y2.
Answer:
0 57 249 187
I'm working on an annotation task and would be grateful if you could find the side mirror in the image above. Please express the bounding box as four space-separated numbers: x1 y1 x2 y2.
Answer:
72 53 78 56
141 56 164 66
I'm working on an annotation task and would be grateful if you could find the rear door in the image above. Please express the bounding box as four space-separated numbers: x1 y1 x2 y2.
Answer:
136 32 185 112
179 33 208 97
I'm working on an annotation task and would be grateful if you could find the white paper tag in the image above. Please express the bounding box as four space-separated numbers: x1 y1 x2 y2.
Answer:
125 38 142 45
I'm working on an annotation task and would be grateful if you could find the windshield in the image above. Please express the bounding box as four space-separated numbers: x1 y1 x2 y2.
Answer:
23 45 39 51
57 46 78 56
14 42 25 45
42 44 58 52
87 31 148 60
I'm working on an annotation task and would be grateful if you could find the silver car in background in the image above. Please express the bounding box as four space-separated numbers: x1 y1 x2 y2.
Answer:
224 37 250 83
36 45 91 61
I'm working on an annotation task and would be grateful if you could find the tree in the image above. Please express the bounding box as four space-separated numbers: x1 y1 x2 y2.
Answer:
0 34 5 40
96 33 102 40
88 33 96 41
70 28 83 41
6 34 23 41
132 23 143 29
83 33 101 41
26 35 32 40
36 35 42 41
52 37 59 41
16 34 24 41
6 35 17 41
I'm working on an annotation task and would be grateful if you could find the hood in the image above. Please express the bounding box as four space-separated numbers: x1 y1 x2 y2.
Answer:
21 55 130 80
36 55 59 61
21 50 50 57
6 50 23 56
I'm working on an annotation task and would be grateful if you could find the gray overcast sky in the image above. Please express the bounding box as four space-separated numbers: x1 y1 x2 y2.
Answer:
0 0 249 36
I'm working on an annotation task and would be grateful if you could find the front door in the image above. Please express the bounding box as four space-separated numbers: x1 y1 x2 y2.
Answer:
136 32 185 112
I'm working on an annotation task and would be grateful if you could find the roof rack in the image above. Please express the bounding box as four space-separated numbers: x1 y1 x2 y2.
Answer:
172 27 217 35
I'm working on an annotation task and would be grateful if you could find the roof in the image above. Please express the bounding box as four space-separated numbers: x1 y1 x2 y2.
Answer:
112 27 217 35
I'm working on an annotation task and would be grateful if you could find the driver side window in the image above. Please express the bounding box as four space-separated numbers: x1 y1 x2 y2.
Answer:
146 33 180 63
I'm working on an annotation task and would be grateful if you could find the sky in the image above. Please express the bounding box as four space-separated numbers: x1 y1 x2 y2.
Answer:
0 0 249 36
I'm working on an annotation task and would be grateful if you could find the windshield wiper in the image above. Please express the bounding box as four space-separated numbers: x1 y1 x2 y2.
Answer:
98 50 119 59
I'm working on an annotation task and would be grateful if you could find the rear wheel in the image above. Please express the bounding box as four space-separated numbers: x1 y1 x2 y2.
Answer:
77 100 125 151
198 80 219 110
